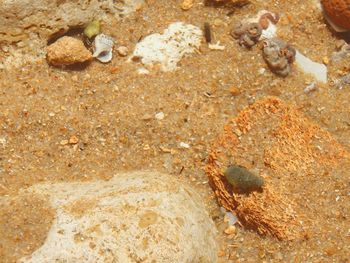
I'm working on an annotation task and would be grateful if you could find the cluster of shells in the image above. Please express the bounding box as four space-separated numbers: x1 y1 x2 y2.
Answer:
231 11 296 77
46 21 115 66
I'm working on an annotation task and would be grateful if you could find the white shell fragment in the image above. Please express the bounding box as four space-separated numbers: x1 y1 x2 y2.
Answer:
92 34 114 63
131 22 202 71
208 41 225 50
295 51 327 83
304 82 317 93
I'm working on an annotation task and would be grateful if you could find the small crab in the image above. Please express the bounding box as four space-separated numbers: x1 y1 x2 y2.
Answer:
262 38 296 77
231 22 262 48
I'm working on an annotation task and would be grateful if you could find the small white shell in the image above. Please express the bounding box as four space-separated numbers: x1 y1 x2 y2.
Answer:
92 34 114 63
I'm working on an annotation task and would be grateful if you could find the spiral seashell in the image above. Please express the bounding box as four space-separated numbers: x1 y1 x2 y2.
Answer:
92 34 114 63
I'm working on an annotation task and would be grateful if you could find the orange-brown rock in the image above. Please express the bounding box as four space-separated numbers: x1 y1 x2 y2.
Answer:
46 36 92 66
322 0 350 30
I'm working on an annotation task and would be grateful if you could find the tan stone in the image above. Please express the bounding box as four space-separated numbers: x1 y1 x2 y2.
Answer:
46 36 92 66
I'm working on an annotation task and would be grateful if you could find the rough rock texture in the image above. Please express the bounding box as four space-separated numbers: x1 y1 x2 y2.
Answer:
0 193 55 262
321 0 350 30
0 0 144 68
46 36 92 66
206 97 350 240
131 22 202 72
19 171 218 263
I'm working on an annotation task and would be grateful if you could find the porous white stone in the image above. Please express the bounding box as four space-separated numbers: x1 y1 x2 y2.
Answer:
19 171 218 263
131 22 202 71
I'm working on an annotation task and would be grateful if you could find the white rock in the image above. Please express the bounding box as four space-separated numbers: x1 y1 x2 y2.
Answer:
131 22 202 71
295 51 327 83
19 171 218 263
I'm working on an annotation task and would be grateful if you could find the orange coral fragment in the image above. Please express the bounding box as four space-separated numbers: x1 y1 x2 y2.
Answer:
206 96 349 240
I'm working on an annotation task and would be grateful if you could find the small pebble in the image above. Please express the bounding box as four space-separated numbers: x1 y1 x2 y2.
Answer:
224 225 236 235
258 68 266 75
323 56 329 65
69 136 79 144
335 39 346 50
117 46 129 57
141 114 153 120
230 86 241 96
181 0 194 10
155 112 165 120
60 139 69 146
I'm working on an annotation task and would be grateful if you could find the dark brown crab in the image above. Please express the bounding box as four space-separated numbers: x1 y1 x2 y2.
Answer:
262 38 296 77
231 22 262 48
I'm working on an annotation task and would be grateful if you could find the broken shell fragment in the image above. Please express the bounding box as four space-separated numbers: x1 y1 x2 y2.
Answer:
92 34 114 63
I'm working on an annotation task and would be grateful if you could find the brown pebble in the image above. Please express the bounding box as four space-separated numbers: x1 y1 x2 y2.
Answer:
46 36 92 66
69 136 79 144
230 86 241 96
